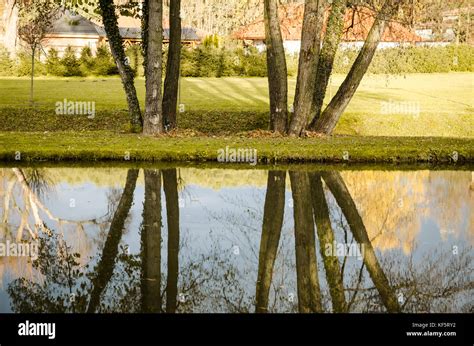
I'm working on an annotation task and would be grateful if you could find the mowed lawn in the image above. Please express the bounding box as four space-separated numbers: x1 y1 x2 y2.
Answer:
0 73 473 137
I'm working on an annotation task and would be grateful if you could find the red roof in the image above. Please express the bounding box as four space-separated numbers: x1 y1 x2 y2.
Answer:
233 3 422 43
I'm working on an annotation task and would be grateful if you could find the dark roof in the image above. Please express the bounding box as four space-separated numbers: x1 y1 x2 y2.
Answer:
95 26 199 41
164 28 200 41
93 25 140 39
51 12 99 36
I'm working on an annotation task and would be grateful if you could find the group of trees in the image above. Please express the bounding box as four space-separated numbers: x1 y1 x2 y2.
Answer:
265 0 407 136
132 0 409 136
15 0 182 134
94 0 183 133
17 0 463 136
261 0 471 136
96 0 181 133
263 0 473 136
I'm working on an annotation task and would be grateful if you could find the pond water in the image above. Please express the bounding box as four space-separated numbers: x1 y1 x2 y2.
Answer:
0 166 472 313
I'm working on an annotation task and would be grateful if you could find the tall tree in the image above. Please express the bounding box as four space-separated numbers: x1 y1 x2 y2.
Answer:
311 0 401 135
264 0 288 133
255 171 286 313
288 0 325 136
142 0 164 135
163 168 180 313
17 0 59 105
98 0 143 132
321 171 401 312
162 0 182 130
87 169 139 313
289 171 322 312
141 169 162 312
308 0 347 130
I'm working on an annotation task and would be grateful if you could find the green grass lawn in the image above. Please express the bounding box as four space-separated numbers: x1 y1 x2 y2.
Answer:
0 73 473 137
0 74 472 163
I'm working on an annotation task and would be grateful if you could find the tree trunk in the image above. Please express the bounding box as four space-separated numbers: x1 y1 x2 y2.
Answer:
309 172 346 312
141 169 162 312
98 0 142 132
143 0 164 135
264 0 288 133
163 169 180 313
87 169 139 313
255 170 286 313
308 0 347 130
162 0 182 130
321 171 401 312
289 171 322 313
288 0 325 136
312 0 400 135
30 45 35 106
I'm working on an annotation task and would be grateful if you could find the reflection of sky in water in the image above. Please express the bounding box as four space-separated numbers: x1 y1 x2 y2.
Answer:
0 168 472 313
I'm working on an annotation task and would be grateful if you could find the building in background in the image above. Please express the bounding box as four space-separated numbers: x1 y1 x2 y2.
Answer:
0 3 200 57
233 3 423 54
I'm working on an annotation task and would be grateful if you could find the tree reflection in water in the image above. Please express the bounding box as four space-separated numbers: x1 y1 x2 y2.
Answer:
5 168 472 313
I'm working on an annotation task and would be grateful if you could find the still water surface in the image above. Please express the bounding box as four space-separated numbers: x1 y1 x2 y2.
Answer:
0 167 472 313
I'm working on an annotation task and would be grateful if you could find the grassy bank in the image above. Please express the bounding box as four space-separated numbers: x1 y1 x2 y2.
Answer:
0 74 472 163
0 131 472 163
0 74 473 137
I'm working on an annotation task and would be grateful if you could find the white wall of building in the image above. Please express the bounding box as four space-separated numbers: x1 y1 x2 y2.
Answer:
42 36 100 57
283 40 301 54
253 39 412 54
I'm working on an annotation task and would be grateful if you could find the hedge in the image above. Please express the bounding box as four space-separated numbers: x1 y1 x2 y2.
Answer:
0 42 472 77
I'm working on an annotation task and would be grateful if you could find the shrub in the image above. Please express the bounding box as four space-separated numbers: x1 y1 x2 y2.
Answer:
180 47 198 77
0 45 14 76
216 48 235 77
93 44 118 75
239 46 267 77
61 46 82 76
45 48 66 76
195 45 222 77
79 46 95 75
446 44 474 72
332 44 474 74
15 52 46 76
125 45 143 76
180 44 268 77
